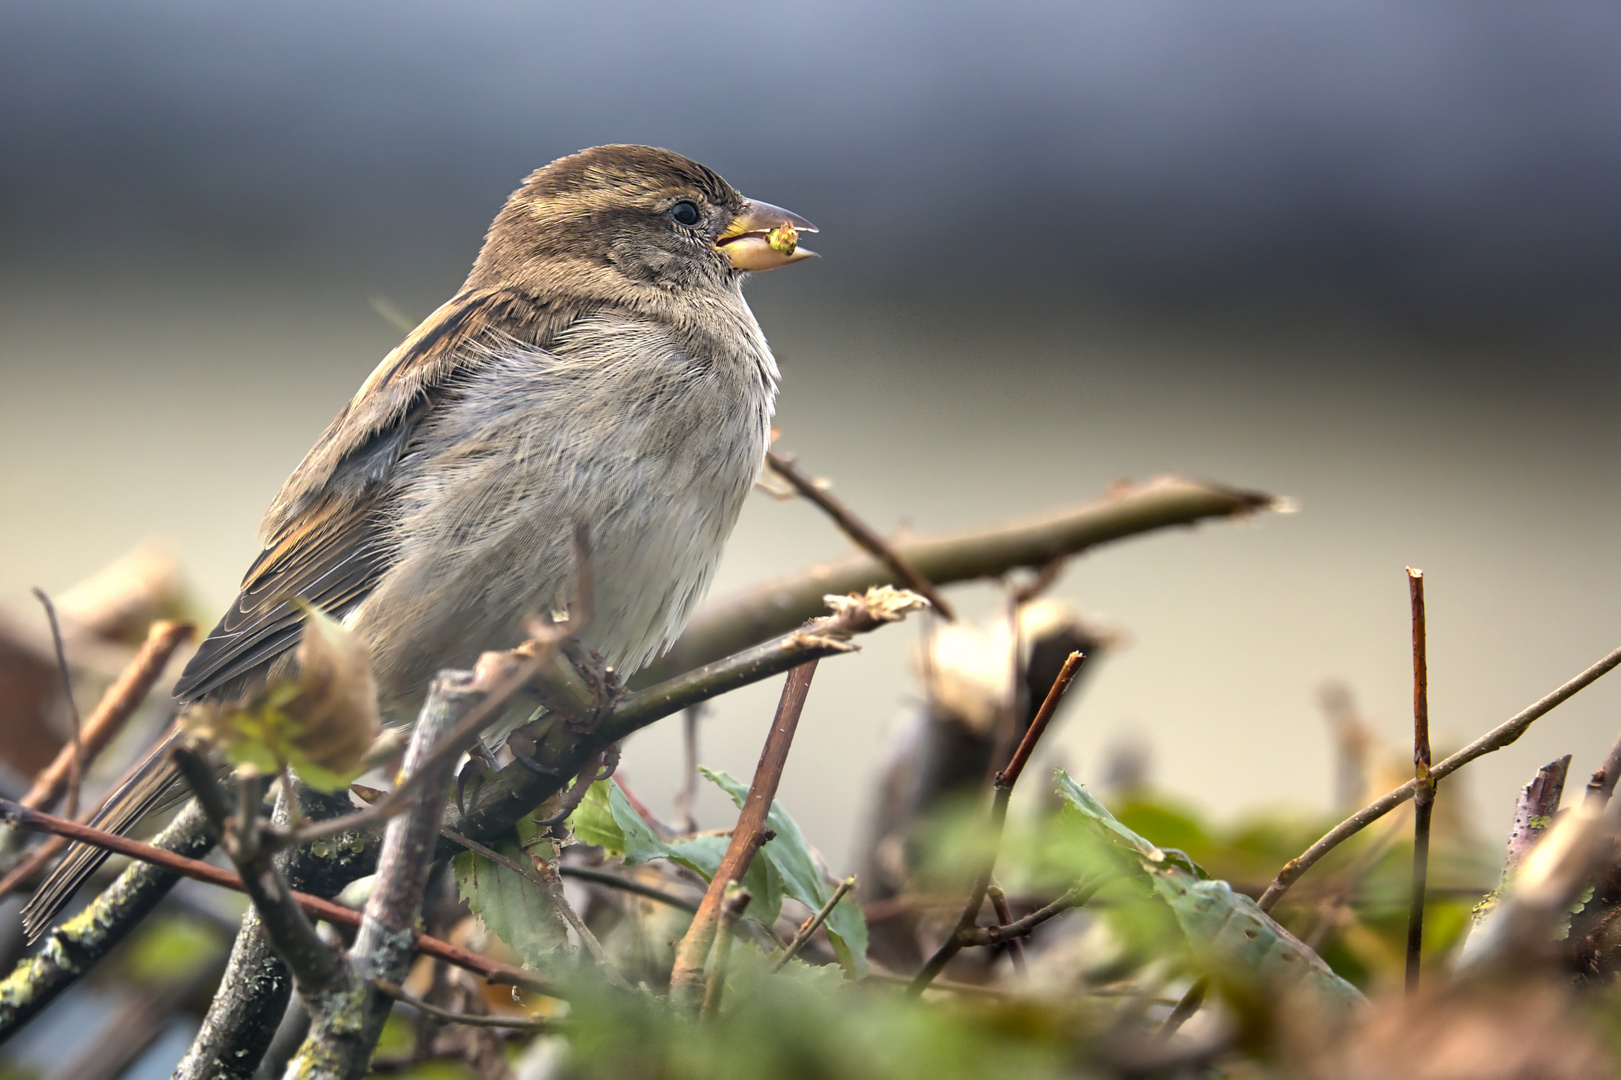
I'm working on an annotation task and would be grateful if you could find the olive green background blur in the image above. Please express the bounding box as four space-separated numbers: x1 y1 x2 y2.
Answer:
3 1 1619 870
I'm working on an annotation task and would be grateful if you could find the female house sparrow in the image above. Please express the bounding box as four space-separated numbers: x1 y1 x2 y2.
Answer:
23 144 816 938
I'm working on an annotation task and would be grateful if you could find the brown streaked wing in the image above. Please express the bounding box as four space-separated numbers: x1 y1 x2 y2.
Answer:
173 287 576 707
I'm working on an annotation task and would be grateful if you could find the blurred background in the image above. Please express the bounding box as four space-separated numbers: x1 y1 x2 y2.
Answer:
2 0 1619 906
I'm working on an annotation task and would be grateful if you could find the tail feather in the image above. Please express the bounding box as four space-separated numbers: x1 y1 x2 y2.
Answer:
21 734 185 942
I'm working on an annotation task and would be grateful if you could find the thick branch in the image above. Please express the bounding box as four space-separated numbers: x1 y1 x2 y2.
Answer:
289 667 467 1078
0 801 217 1047
449 588 925 848
175 783 364 1080
1258 641 1621 912
643 475 1277 685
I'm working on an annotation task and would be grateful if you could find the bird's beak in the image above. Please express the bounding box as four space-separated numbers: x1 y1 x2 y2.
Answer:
716 199 818 272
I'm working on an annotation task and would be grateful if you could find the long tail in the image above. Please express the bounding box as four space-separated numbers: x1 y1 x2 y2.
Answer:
20 732 186 943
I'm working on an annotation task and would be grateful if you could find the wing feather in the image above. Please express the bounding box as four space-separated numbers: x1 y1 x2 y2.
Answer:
173 287 576 705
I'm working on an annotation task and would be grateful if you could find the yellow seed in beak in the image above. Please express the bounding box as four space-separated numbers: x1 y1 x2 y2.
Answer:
767 222 799 256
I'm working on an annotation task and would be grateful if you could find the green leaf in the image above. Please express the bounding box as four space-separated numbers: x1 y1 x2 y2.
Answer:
603 780 783 927
701 767 868 976
453 840 570 970
1054 771 1363 1014
569 780 627 855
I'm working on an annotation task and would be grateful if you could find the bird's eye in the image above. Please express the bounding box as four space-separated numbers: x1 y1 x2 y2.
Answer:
669 200 702 227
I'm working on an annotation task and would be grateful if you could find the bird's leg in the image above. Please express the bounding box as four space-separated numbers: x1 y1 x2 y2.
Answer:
533 743 622 828
557 640 622 734
505 728 567 779
453 739 501 815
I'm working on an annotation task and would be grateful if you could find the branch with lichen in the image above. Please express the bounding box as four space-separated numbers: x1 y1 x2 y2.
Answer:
284 666 466 1078
0 801 217 1046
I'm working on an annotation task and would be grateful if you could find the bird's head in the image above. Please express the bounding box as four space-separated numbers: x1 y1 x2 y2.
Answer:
467 144 816 297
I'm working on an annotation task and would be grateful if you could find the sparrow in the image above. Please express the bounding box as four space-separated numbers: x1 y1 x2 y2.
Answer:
23 144 817 939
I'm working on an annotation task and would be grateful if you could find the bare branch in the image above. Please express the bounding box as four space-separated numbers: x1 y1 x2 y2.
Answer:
644 475 1280 685
909 652 1087 994
1258 641 1621 913
772 876 856 972
671 660 820 1001
1405 567 1432 994
766 449 956 619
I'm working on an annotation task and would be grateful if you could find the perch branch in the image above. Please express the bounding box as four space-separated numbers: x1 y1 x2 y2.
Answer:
0 796 557 998
289 668 473 1078
0 801 217 1047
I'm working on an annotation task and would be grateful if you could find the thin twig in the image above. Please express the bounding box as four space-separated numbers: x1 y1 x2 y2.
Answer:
1256 641 1621 913
670 660 821 1000
31 589 83 821
558 864 699 913
372 979 559 1031
961 885 1087 947
772 876 856 971
986 885 1028 976
1405 567 1432 994
767 449 956 620
0 796 560 997
1159 978 1208 1039
0 620 193 902
701 884 752 1020
908 652 1087 995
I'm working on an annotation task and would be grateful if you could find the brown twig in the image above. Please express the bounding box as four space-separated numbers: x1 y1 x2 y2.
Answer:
371 979 559 1031
30 589 83 821
966 885 1085 948
772 876 856 972
645 475 1279 685
558 864 699 913
17 619 196 817
1405 567 1432 994
766 449 956 620
0 796 558 997
908 652 1087 995
1257 641 1621 913
986 885 1028 976
670 660 820 1000
1583 730 1621 809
